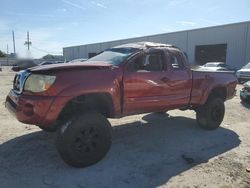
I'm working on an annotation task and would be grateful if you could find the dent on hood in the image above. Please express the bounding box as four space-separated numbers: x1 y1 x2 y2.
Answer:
28 61 113 73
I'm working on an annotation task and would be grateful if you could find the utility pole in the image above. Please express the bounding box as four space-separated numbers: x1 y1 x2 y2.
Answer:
24 31 32 51
24 31 32 57
6 44 9 66
27 31 30 51
12 30 16 55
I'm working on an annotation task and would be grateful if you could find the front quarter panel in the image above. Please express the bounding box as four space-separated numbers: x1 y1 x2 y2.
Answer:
51 68 123 116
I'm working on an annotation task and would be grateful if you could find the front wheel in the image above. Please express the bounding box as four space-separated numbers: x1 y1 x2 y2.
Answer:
55 112 112 168
196 97 225 130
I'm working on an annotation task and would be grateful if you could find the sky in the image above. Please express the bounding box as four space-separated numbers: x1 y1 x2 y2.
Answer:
0 0 250 58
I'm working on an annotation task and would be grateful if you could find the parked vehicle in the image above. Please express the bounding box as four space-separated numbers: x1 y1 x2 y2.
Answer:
240 81 250 102
39 61 54 66
68 58 87 63
5 42 237 168
236 62 250 83
39 61 65 66
201 62 236 72
55 61 65 64
11 59 37 72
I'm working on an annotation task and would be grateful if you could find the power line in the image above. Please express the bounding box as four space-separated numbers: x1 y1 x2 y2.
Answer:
31 45 63 55
22 31 62 55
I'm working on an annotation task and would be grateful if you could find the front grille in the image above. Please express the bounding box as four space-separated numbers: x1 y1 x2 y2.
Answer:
12 70 31 94
13 74 20 92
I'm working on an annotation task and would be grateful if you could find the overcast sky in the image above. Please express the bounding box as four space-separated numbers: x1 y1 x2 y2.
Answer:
0 0 250 58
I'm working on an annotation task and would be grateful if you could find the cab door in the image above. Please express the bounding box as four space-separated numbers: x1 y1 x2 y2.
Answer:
123 49 192 115
164 49 192 106
123 50 170 115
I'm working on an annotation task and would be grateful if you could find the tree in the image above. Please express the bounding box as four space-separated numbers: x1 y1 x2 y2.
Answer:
0 50 7 57
42 54 56 60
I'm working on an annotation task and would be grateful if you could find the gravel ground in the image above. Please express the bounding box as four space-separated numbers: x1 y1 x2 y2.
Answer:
0 67 249 188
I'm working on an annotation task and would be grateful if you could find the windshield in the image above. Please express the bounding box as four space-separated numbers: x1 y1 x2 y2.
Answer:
87 48 139 65
242 63 250 69
217 64 227 67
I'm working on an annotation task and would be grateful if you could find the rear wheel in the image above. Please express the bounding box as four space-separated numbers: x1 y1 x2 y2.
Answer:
55 112 112 168
196 97 225 130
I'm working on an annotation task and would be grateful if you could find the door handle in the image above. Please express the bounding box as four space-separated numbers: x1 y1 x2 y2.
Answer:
161 77 169 82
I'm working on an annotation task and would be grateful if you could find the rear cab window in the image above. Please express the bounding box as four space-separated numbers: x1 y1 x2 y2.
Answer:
168 50 185 70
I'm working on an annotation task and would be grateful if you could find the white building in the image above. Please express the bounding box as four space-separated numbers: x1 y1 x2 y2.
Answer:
63 21 250 69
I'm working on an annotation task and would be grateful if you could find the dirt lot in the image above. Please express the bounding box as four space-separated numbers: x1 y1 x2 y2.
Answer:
0 67 249 188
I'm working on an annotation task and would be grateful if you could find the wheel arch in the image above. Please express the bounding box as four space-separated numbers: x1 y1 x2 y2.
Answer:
207 86 227 102
57 92 115 122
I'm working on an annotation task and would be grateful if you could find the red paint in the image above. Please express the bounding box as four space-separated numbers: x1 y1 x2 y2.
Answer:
5 43 237 128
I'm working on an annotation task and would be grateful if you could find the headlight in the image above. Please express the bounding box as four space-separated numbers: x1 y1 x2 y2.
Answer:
24 74 56 92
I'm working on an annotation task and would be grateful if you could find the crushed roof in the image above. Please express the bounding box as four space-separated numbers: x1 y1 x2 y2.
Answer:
112 42 176 49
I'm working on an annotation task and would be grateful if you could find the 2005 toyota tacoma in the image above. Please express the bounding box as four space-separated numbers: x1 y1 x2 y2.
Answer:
5 42 237 167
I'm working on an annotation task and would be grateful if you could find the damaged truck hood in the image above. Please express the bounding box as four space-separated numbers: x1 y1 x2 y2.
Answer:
28 61 114 73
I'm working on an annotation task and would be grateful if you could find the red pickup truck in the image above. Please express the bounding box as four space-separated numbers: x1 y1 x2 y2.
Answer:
5 42 237 167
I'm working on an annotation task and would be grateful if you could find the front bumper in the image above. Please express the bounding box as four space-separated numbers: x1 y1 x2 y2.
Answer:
5 89 70 127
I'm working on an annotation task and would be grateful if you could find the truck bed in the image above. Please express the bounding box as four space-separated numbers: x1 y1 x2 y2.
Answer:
190 69 237 106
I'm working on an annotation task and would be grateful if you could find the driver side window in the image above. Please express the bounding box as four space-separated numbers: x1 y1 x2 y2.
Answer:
130 53 163 72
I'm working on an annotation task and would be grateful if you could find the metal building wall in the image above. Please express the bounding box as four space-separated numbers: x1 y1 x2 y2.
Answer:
63 21 250 69
63 33 188 61
187 22 248 68
245 22 250 64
